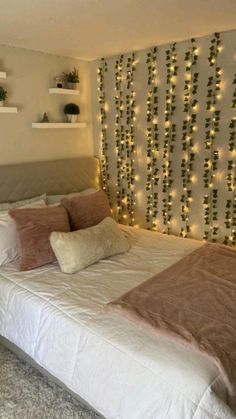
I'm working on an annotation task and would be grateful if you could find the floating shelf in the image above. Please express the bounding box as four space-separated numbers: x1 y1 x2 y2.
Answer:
0 107 18 113
32 122 87 129
49 88 80 95
0 72 7 79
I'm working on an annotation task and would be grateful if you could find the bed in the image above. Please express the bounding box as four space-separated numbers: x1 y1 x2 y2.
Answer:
0 157 235 419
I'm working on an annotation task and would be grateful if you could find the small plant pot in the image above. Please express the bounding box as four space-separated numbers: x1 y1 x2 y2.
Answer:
66 114 78 123
67 82 79 90
0 100 4 107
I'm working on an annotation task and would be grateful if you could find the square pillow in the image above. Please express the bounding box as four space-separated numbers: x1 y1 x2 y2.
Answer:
61 189 111 230
0 193 46 211
9 206 70 271
0 199 46 266
47 188 97 205
50 217 130 274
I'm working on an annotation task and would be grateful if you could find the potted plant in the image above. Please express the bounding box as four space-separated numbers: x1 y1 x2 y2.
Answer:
64 103 80 123
0 86 7 107
63 67 80 89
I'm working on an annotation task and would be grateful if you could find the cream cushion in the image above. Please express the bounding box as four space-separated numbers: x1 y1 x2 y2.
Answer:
50 217 130 274
0 193 46 211
47 188 97 205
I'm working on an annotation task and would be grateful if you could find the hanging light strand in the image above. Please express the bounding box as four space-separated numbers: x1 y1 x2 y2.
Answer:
146 46 159 230
224 73 236 245
180 38 199 238
162 43 178 234
115 55 124 221
203 33 222 242
125 53 137 225
97 58 110 198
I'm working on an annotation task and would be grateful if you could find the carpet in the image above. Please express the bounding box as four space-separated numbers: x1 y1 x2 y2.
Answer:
0 344 103 419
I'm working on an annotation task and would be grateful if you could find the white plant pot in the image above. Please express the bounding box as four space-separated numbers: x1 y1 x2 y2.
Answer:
67 82 79 90
66 114 78 123
0 100 4 107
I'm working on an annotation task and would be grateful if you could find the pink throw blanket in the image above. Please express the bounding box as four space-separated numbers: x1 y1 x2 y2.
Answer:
106 243 236 410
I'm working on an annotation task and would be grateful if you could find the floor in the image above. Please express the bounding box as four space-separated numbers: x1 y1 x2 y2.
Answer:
0 344 103 419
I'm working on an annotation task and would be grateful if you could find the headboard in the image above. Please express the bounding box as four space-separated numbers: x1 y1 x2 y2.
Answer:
0 157 100 203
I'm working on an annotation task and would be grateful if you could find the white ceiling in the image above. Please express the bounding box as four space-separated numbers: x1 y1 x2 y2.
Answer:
0 0 236 61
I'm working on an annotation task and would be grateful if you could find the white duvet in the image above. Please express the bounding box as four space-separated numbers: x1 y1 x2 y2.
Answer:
0 226 235 419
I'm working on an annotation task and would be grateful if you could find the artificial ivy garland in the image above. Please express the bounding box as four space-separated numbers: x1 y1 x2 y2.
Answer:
125 53 137 225
203 32 222 242
146 46 159 229
114 55 125 222
162 43 178 233
180 38 199 238
224 73 236 245
97 58 110 198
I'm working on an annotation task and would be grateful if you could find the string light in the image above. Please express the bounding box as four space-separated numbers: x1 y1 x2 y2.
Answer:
115 55 124 221
146 46 159 230
162 43 178 233
97 32 234 248
180 38 199 238
97 58 111 200
224 74 236 245
203 33 222 242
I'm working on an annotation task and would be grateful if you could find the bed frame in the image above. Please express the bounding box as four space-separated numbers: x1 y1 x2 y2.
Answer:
0 156 102 416
0 157 100 203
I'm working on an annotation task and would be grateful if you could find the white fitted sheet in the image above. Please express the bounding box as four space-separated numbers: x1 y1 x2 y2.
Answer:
0 226 235 419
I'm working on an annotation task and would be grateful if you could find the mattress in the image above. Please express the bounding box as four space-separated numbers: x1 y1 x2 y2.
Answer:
0 226 235 419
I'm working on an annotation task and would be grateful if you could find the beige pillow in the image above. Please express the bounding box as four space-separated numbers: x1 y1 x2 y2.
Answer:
47 188 97 205
50 217 130 274
0 193 46 211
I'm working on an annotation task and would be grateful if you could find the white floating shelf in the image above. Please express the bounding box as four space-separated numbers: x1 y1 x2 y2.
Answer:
49 88 80 95
0 72 7 79
0 107 18 113
32 122 87 129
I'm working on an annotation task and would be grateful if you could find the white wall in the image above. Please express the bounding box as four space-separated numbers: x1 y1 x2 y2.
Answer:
0 45 94 164
91 30 236 244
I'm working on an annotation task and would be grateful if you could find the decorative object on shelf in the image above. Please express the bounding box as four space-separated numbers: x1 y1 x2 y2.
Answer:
0 86 7 106
63 67 79 90
54 76 63 88
41 112 49 123
0 72 7 79
64 103 80 123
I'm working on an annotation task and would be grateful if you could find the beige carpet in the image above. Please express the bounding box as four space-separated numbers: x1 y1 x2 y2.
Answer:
0 344 103 419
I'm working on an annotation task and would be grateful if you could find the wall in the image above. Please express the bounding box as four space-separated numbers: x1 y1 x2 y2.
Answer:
0 45 93 164
91 30 236 245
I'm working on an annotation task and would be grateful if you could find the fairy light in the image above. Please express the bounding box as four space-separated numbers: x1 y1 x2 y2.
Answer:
97 32 235 248
162 42 178 233
125 53 137 225
115 54 124 221
224 73 236 245
146 46 159 230
180 38 199 238
97 58 111 200
203 33 222 242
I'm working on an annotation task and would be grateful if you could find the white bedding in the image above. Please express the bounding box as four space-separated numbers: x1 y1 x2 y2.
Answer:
0 226 235 419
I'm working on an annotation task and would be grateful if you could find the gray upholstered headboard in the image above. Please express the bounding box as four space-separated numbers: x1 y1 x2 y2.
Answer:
0 157 100 203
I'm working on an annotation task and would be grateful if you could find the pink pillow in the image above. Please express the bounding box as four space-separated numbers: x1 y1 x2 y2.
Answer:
9 206 70 271
61 189 111 230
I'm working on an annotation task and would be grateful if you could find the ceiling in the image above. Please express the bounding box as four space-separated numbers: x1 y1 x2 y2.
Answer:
0 0 236 61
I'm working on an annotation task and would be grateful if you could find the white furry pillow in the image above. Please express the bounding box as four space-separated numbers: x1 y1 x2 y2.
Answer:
50 217 130 273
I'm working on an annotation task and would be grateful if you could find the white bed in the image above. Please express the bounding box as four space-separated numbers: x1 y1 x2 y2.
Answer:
0 225 235 419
